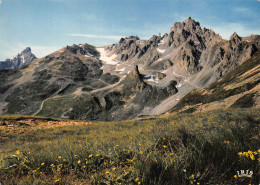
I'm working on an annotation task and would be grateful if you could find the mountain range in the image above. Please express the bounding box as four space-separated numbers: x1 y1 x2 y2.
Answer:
0 17 259 120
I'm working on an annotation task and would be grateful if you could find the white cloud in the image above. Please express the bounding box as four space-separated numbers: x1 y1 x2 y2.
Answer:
67 33 124 40
258 0 260 2
232 7 249 13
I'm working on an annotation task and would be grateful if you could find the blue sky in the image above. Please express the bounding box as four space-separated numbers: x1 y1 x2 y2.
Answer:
0 0 259 60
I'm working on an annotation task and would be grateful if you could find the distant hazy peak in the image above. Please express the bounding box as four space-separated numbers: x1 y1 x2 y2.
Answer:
0 47 37 69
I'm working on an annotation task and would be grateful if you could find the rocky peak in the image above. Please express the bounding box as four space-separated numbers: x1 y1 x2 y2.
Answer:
183 17 200 28
119 36 140 43
65 44 99 57
0 47 37 69
21 47 32 54
171 17 201 33
230 32 242 43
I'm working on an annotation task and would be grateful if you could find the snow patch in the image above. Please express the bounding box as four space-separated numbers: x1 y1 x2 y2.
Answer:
21 55 25 63
146 75 159 83
158 38 166 45
96 47 119 65
177 83 182 88
157 48 166 53
115 67 125 72
147 78 158 83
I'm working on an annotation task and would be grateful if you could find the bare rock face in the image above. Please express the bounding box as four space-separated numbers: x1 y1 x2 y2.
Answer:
124 65 146 92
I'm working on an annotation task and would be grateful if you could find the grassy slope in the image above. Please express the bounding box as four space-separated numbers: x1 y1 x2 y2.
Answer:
0 108 259 184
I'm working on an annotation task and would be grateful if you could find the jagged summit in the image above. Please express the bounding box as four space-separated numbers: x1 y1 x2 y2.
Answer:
230 32 242 42
183 16 200 27
0 47 37 69
22 47 32 53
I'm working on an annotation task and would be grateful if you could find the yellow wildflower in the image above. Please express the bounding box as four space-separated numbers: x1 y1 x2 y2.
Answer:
58 156 62 159
163 145 167 148
89 154 93 158
250 155 255 160
112 167 116 171
170 153 174 156
74 155 77 157
123 149 126 151
257 149 260 153
238 152 242 156
41 163 45 166
96 154 99 157
140 151 143 155
135 177 139 182
16 150 20 155
138 182 141 185
55 179 60 182
106 171 109 174
234 175 237 178
78 160 81 164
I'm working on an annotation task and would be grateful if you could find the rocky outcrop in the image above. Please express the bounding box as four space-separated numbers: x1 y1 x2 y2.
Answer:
170 51 260 113
0 47 37 69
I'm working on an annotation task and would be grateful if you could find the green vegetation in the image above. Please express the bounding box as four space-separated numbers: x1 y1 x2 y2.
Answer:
37 94 77 118
0 108 259 184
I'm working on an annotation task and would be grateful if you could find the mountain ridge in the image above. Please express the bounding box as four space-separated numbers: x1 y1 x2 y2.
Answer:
0 17 259 120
